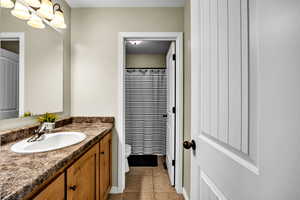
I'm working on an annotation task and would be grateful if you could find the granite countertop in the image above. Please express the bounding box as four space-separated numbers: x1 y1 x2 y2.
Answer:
0 120 113 200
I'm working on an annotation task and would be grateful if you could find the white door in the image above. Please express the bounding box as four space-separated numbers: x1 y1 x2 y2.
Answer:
190 0 252 199
166 42 176 186
0 48 19 120
190 0 300 200
190 0 250 197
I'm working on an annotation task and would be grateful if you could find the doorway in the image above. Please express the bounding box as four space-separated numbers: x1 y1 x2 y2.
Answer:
117 32 183 194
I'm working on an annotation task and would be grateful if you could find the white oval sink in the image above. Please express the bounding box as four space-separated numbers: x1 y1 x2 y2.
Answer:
11 132 87 154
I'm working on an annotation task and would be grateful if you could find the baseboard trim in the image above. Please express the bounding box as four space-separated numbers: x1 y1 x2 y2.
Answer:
110 186 123 194
182 187 189 200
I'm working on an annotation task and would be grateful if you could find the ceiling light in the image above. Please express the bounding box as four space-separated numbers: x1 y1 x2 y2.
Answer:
0 0 14 8
129 41 142 45
11 1 31 20
25 0 41 8
37 0 54 20
50 4 66 29
27 13 45 29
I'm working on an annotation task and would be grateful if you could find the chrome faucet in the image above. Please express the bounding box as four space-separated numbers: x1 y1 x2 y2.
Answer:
27 123 47 142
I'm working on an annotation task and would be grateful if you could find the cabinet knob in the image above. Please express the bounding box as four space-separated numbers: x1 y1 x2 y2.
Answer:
101 151 105 154
69 185 77 191
183 140 196 150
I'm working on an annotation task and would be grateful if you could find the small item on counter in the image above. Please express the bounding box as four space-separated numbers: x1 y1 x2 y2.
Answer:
37 113 58 132
37 113 58 123
23 112 32 117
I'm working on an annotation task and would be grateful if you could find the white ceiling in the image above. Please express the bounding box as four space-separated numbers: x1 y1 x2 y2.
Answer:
126 41 171 54
65 0 185 8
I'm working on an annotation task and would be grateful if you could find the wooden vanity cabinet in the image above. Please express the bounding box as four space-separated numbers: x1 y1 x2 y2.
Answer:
99 132 112 200
67 143 99 200
33 173 65 200
32 132 112 200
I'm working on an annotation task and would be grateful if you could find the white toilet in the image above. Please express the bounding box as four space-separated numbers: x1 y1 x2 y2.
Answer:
125 144 132 173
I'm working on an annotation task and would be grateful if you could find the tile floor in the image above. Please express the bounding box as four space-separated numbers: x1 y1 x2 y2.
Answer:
109 156 184 200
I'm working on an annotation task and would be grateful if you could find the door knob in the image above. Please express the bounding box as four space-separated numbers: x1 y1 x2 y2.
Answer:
69 185 77 191
183 140 196 150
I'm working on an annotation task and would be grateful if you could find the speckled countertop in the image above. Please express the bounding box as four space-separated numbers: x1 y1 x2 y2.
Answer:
0 119 113 200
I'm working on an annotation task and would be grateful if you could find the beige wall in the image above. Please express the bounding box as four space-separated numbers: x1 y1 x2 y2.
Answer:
126 54 166 68
0 0 71 130
183 0 191 197
61 0 72 116
71 7 184 187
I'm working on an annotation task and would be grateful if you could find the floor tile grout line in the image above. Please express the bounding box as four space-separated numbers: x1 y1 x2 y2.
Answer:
153 168 155 200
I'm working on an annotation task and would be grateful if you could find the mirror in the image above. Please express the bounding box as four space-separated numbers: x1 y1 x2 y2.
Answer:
0 6 63 120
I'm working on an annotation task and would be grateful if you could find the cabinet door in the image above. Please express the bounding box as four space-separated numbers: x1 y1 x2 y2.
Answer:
100 132 112 200
67 143 99 200
34 173 65 200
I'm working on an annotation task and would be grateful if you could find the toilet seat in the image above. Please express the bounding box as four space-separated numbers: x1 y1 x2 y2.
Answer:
125 144 131 173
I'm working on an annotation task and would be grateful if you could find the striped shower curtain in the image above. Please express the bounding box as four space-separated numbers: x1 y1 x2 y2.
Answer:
125 68 167 155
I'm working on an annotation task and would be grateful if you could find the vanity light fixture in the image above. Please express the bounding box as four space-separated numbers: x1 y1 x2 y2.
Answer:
27 13 45 29
37 0 54 20
24 0 41 8
0 0 14 8
11 1 31 20
4 0 66 30
49 3 66 29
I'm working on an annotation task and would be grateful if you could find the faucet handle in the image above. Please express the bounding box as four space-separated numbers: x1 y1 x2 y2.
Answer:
36 123 46 132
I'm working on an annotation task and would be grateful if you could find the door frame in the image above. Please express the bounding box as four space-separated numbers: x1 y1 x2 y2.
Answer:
0 32 25 117
116 32 184 193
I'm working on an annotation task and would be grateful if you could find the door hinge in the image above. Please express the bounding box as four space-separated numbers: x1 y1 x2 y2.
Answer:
172 107 176 114
172 54 176 61
172 160 175 166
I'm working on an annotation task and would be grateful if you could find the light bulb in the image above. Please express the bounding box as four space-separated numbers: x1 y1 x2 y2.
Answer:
24 0 41 8
37 0 53 20
50 9 66 29
27 13 45 29
11 1 31 20
0 0 14 8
